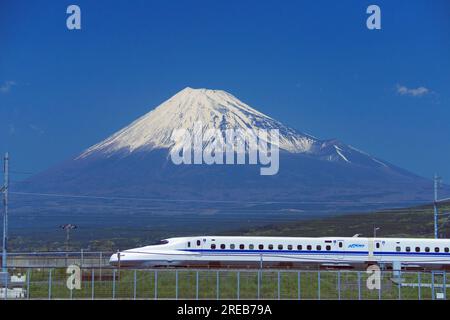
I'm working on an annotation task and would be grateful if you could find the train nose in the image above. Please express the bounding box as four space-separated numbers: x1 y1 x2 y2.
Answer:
109 251 142 267
109 252 120 267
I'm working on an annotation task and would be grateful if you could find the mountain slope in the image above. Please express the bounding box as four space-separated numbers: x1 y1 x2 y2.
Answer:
19 87 436 215
78 87 388 168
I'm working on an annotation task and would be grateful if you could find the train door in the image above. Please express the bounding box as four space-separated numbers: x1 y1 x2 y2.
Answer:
374 240 383 262
336 240 345 260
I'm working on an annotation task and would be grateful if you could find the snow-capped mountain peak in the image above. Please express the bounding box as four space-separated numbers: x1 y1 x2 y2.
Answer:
78 87 388 168
79 87 316 157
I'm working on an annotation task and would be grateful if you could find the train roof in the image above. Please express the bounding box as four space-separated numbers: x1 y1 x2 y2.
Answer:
165 236 450 242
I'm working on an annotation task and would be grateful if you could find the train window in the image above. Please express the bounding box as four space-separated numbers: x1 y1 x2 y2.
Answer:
278 244 283 250
211 244 216 249
425 247 430 252
297 245 302 250
338 242 343 248
405 247 411 252
435 247 440 253
249 244 254 250
415 247 420 252
316 245 321 250
197 240 201 246
307 245 312 250
220 244 226 249
239 244 245 250
230 244 235 249
445 248 449 253
259 244 264 250
288 245 293 250
326 245 331 251
269 244 274 250
187 242 191 248
376 243 380 249
396 246 401 252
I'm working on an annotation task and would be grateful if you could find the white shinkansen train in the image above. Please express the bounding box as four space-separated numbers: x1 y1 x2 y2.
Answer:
109 236 450 270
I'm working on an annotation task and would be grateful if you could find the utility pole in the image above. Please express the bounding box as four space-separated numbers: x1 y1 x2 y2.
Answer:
60 224 77 252
434 174 441 239
373 226 380 238
2 153 9 272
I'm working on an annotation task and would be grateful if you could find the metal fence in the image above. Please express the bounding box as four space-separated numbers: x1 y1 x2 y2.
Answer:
2 251 111 268
1 268 448 300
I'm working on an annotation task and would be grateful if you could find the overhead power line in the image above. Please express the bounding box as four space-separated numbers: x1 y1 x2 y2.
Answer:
9 191 443 206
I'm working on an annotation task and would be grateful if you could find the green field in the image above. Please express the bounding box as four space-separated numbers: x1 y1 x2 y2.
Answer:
9 268 446 300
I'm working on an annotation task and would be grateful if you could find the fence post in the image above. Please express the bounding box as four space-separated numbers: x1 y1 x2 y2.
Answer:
216 271 219 300
298 271 301 300
112 269 116 300
378 270 382 300
237 271 240 300
277 271 280 300
48 269 52 300
444 272 447 300
99 252 103 281
431 272 435 300
4 270 8 299
257 270 261 300
133 270 137 300
175 270 178 300
196 271 199 300
317 271 321 300
91 269 95 300
357 271 361 300
154 270 158 300
26 268 30 300
337 271 341 300
418 272 421 300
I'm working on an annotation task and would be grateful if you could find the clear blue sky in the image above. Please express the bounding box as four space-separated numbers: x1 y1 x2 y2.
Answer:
1 0 449 184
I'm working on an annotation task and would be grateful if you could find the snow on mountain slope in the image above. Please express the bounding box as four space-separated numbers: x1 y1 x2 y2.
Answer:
19 87 438 213
78 87 387 168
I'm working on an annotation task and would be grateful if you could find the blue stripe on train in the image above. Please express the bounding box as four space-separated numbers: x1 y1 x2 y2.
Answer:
182 249 450 257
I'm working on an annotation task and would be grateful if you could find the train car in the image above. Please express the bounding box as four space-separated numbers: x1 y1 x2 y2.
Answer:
109 236 450 270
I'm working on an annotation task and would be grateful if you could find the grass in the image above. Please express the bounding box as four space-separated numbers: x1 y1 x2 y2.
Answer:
9 268 447 300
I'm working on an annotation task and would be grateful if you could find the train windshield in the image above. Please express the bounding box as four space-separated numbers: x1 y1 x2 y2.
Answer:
148 239 169 246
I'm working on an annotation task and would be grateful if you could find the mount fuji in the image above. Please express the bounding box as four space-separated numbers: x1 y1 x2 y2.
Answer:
77 87 389 167
20 87 434 216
